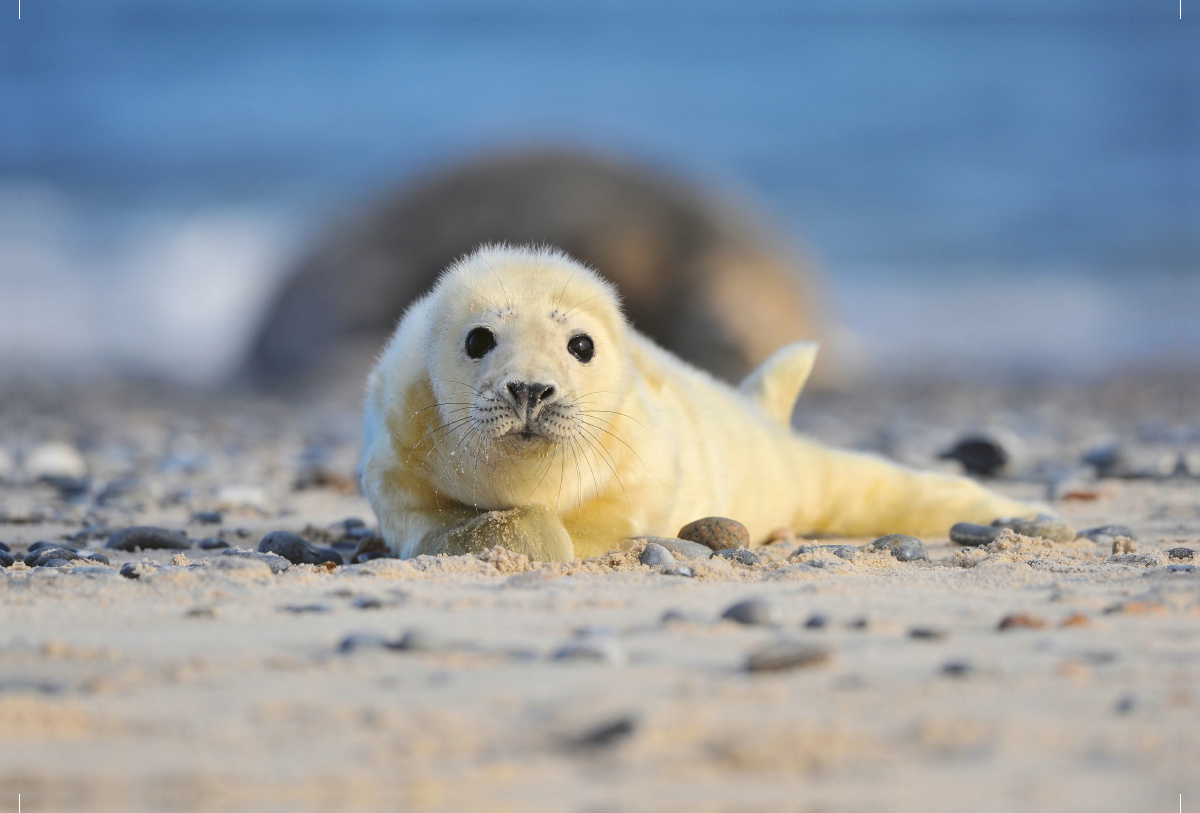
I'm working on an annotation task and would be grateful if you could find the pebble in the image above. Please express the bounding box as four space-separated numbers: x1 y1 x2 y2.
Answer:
69 565 117 577
258 531 344 566
280 604 331 614
0 551 13 567
1079 524 1137 542
24 548 84 567
721 598 781 627
792 544 859 561
909 627 946 640
352 534 392 562
26 442 88 480
870 534 928 562
639 542 676 569
354 551 391 564
996 518 1076 543
86 553 109 565
1166 547 1194 561
198 537 230 550
1107 553 1159 567
1168 564 1196 573
569 716 637 749
805 614 828 629
938 433 1010 477
0 542 8 552
106 527 190 551
715 547 760 566
338 633 393 653
221 548 291 573
997 613 1046 630
942 660 973 677
745 641 831 673
119 562 142 579
949 523 1003 547
192 510 224 524
677 517 749 551
668 565 695 577
639 537 712 561
40 558 74 568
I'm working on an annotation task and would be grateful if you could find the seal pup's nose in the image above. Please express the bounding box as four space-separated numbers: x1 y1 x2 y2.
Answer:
506 381 556 412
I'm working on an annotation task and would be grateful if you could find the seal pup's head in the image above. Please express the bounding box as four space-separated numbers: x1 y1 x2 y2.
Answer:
419 244 630 508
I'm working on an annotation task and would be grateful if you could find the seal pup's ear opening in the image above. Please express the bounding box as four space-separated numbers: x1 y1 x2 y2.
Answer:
737 341 820 427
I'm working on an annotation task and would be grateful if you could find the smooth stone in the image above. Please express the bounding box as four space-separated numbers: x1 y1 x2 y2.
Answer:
280 604 331 614
721 598 781 626
198 537 230 550
938 434 1009 477
27 541 59 552
355 551 391 564
870 534 928 562
553 639 625 665
106 527 190 551
639 542 676 569
715 547 760 566
221 548 291 573
805 614 828 629
40 558 74 568
258 531 343 566
1167 547 1195 560
998 518 1076 543
797 544 860 560
677 516 749 552
745 641 830 672
639 537 712 561
192 510 224 524
1079 524 1137 542
86 553 109 565
352 534 391 562
0 551 13 567
569 716 638 749
119 562 141 579
667 566 694 578
949 522 1003 547
43 475 91 499
1168 564 1196 573
0 541 8 552
942 660 973 677
25 548 83 567
909 627 946 640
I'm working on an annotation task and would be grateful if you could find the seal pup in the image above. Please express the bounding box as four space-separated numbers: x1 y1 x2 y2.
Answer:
361 245 1034 562
246 149 826 390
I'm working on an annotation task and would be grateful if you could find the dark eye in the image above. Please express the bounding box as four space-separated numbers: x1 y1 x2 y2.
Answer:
465 327 496 359
567 334 594 363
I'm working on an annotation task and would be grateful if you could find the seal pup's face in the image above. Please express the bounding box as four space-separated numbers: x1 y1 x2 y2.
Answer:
422 246 629 509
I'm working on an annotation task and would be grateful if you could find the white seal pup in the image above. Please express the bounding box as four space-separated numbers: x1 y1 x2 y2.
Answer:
361 245 1035 562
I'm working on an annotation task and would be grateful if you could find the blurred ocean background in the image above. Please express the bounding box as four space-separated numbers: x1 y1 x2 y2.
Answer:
1 0 1196 384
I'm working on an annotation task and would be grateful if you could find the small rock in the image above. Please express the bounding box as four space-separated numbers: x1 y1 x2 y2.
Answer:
804 614 828 629
998 613 1046 631
569 716 637 749
280 604 331 614
677 517 750 552
1167 547 1195 561
909 627 945 640
1111 537 1138 554
119 562 141 579
746 641 830 672
24 548 83 567
258 531 343 566
221 548 290 573
106 527 190 552
1079 524 1137 542
939 433 1011 477
335 517 367 531
42 475 91 499
667 565 694 577
715 547 760 566
721 598 781 627
870 534 928 562
997 518 1076 543
351 597 385 609
942 660 973 677
0 542 9 552
637 537 712 561
26 442 88 480
949 523 1003 547
790 544 858 561
0 551 13 568
192 510 223 524
198 537 230 550
338 633 393 653
1168 564 1196 573
639 542 676 569
40 558 74 568
86 553 109 565
352 534 392 562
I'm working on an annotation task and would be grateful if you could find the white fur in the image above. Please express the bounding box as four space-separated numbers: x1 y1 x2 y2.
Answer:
362 245 1034 561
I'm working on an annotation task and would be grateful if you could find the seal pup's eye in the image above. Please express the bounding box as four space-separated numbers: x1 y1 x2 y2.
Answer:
465 327 496 359
567 334 594 363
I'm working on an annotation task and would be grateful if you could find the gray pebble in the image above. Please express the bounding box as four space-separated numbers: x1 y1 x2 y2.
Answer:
949 523 1003 547
569 716 637 749
40 558 74 568
338 633 392 653
119 562 141 579
668 565 695 578
640 537 712 561
746 641 830 673
1168 564 1196 573
942 660 973 677
677 516 750 551
715 547 761 566
870 534 928 562
25 548 83 567
198 537 230 550
721 598 781 626
258 531 343 566
805 614 828 629
939 434 1010 477
1080 524 1137 542
106 526 190 552
790 544 859 561
1107 553 1160 567
998 518 1076 543
639 542 676 569
909 627 946 640
86 553 109 565
0 542 9 552
280 604 331 614
221 547 291 573
0 551 13 567
192 510 223 524
1167 548 1195 560
553 638 625 665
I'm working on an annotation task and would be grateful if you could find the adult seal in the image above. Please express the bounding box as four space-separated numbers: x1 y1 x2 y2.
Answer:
361 245 1034 562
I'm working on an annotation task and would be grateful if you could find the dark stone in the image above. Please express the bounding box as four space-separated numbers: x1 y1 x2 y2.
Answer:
396 629 442 652
354 551 391 564
40 558 74 568
746 641 831 672
0 541 9 552
668 565 694 577
870 534 928 562
939 435 1008 477
198 537 230 550
86 553 109 565
192 510 224 524
637 537 712 561
909 627 946 640
106 526 190 551
677 517 749 552
569 716 637 749
721 598 780 626
221 548 291 573
351 534 392 562
715 547 760 566
0 551 13 567
280 604 331 614
351 597 385 609
338 633 393 653
638 542 676 569
27 541 58 552
1080 524 1138 542
1167 547 1195 561
42 475 91 499
119 562 141 579
257 531 343 566
25 548 83 567
805 614 828 629
942 660 973 677
335 517 366 531
949 523 1003 547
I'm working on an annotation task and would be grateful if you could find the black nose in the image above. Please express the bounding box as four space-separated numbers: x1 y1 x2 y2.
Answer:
506 381 555 407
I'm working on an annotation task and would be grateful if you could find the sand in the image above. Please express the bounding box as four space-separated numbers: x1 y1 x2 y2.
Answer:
1 372 1198 812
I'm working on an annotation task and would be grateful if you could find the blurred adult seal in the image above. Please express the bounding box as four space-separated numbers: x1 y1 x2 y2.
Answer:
361 244 1034 562
244 150 827 389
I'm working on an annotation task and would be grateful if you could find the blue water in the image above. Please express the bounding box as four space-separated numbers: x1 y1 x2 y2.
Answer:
1 0 1196 379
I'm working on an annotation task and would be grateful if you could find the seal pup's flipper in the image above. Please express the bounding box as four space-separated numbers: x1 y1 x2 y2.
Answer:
738 342 820 427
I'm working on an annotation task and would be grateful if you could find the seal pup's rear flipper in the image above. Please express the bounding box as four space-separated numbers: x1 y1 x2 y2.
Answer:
738 342 819 427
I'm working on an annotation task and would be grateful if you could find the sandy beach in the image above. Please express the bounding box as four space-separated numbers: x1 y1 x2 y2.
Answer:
2 371 1198 812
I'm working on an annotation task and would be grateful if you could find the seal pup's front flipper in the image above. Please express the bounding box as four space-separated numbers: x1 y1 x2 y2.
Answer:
738 342 820 427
